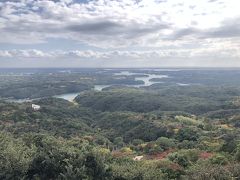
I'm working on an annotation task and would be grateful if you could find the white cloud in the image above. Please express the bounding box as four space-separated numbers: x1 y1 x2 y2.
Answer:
0 0 240 67
0 49 51 58
1 47 239 61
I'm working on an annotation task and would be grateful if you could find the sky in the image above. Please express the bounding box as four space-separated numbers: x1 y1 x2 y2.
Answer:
0 0 239 68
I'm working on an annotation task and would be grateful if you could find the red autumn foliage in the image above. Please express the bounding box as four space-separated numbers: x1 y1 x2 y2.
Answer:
199 152 214 159
148 149 175 160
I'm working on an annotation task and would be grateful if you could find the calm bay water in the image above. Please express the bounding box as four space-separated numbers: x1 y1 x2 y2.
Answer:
4 70 176 102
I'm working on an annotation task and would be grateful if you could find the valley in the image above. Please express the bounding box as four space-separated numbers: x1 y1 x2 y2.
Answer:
0 68 240 179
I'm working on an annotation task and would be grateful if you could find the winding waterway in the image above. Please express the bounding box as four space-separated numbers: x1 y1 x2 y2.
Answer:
6 70 171 102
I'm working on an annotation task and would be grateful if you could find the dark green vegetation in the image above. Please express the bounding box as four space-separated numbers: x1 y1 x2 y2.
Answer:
0 68 142 99
0 68 240 179
75 86 239 114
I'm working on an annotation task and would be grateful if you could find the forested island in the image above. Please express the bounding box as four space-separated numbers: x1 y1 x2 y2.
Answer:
0 68 240 179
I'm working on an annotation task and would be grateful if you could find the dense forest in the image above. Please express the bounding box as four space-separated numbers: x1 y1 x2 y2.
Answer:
0 69 240 179
0 69 143 99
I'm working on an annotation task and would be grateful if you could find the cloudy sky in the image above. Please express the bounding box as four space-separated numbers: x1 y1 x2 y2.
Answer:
0 0 239 67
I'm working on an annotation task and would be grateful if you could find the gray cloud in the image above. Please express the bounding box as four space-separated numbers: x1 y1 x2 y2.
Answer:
208 0 218 2
67 20 170 37
0 0 239 67
0 0 171 46
170 17 240 40
67 21 123 35
205 18 240 38
170 28 198 39
0 0 237 44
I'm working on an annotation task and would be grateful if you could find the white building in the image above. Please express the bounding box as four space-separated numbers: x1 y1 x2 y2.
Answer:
133 155 144 161
32 104 41 111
